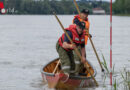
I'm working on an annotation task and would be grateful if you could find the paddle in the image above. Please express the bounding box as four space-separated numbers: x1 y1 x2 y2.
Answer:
73 0 105 72
53 12 98 86
53 60 60 74
48 60 60 88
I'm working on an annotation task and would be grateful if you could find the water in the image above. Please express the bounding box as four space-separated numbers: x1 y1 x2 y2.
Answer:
0 15 130 90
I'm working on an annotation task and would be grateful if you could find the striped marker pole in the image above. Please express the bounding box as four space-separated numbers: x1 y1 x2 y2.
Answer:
110 0 112 86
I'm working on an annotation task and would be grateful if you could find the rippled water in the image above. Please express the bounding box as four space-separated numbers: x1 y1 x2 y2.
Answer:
0 15 130 90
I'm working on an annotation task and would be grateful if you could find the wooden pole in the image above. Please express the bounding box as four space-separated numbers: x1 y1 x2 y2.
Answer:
53 60 60 74
73 0 81 16
73 0 104 72
53 12 98 86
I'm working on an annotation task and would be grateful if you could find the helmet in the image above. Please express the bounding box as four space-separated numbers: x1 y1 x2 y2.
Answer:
81 9 89 14
77 22 85 30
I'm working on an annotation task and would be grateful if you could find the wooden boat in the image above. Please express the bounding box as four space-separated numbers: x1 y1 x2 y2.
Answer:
41 58 97 89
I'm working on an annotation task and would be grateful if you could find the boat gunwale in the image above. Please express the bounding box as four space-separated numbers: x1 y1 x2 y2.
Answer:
41 58 97 80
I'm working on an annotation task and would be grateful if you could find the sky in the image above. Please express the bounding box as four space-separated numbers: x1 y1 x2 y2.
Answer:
90 0 116 2
77 0 116 2
100 0 115 2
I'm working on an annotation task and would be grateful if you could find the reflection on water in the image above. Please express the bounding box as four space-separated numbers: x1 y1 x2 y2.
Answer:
0 15 130 90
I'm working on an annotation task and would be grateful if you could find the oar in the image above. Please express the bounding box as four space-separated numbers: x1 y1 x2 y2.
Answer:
53 12 98 86
73 0 104 72
49 60 60 88
53 60 60 74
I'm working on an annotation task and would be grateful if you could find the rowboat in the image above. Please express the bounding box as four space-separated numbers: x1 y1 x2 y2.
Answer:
41 58 97 89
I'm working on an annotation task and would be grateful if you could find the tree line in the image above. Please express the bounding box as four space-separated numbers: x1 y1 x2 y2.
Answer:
2 0 110 14
113 0 130 14
1 0 130 15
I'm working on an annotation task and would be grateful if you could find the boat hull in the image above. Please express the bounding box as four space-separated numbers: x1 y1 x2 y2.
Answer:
41 58 97 89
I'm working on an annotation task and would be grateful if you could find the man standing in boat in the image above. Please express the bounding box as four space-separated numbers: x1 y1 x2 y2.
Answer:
56 22 86 75
73 9 91 45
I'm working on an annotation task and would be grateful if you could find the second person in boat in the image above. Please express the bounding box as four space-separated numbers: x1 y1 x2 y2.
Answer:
73 9 91 45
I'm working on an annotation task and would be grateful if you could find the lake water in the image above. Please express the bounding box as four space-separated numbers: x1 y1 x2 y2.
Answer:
0 15 130 90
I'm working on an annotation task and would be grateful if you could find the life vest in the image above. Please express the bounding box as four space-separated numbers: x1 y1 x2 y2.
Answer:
58 25 85 51
73 15 90 45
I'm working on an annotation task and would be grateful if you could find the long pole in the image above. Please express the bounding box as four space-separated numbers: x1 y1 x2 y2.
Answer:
73 0 104 72
53 12 98 86
110 0 112 86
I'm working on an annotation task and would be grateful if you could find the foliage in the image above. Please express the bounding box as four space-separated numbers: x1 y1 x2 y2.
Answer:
113 79 117 90
120 69 130 90
2 0 130 15
2 0 110 15
101 53 116 74
113 0 130 14
101 53 110 74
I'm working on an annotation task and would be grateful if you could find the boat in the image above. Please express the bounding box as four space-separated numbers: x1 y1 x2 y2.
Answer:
41 58 97 89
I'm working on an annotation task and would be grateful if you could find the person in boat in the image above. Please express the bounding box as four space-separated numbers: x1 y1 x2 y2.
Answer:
56 22 86 75
73 9 91 45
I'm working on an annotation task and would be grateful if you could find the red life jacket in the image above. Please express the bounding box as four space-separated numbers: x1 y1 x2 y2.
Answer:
58 25 85 51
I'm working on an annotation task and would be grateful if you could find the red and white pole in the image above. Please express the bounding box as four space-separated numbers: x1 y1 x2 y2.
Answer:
110 0 112 86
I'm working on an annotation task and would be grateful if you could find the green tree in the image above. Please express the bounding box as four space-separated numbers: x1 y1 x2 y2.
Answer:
113 0 130 14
